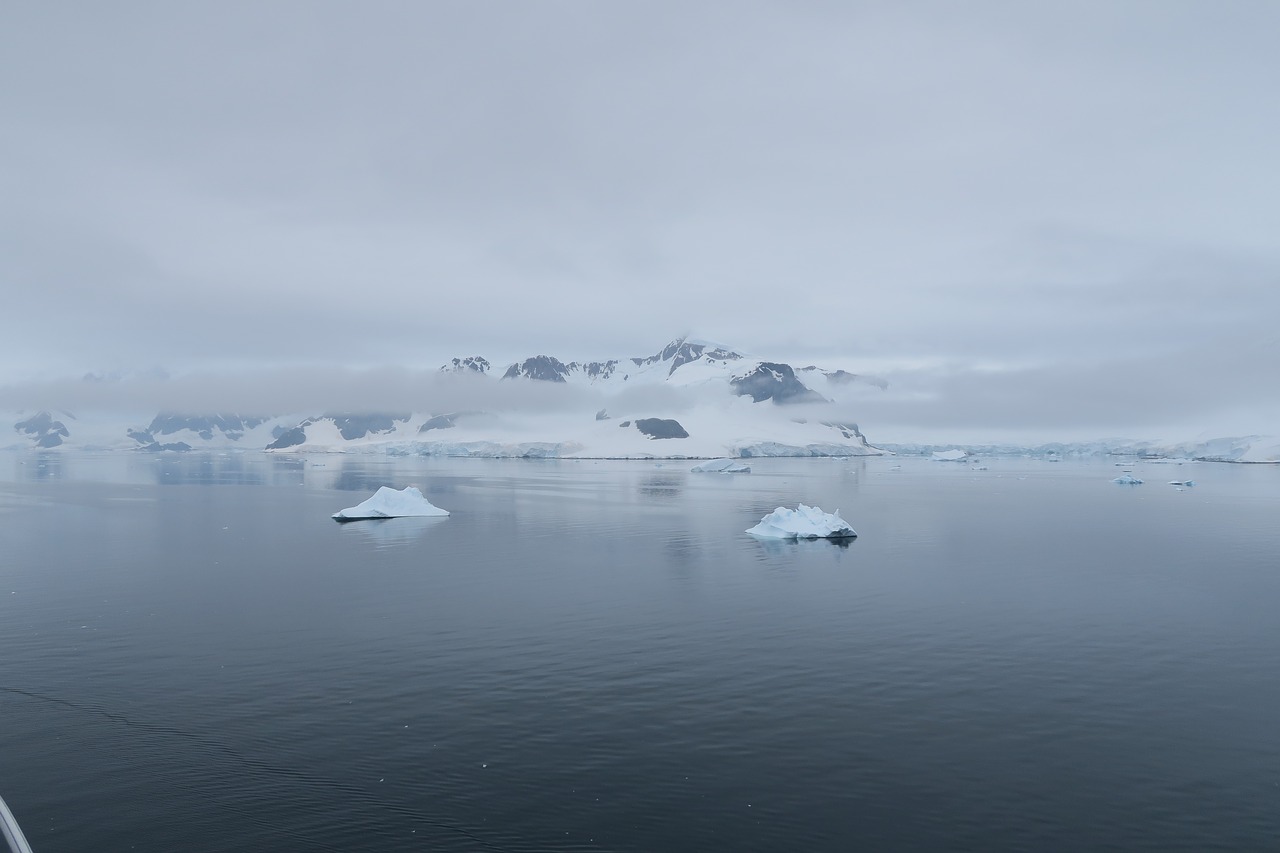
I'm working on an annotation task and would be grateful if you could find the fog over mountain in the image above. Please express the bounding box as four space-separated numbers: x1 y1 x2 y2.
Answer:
3 2 1277 443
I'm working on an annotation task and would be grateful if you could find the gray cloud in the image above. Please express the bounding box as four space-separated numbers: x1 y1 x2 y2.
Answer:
2 1 1277 440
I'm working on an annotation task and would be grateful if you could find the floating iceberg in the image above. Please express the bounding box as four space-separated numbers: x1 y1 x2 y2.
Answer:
1112 474 1143 485
746 504 856 540
931 449 967 461
1167 480 1195 487
332 486 450 520
691 458 751 473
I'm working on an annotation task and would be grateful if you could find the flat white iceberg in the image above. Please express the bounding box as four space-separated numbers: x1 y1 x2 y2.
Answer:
931 449 967 461
690 458 751 473
332 486 450 520
1112 475 1143 485
746 504 856 540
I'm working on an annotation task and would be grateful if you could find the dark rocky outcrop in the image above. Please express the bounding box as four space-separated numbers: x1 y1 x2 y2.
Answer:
419 414 458 432
630 337 742 376
822 421 869 444
324 413 410 441
635 418 689 439
442 356 491 374
14 412 70 448
730 363 827 405
799 366 889 390
502 355 571 382
143 413 268 442
266 426 307 449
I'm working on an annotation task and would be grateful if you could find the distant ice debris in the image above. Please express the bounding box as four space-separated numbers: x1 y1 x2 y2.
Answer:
1167 480 1195 487
691 458 751 473
332 486 450 520
746 504 856 540
1112 475 1143 485
931 449 967 461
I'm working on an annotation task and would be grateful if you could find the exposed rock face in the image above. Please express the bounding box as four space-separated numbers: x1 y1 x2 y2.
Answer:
267 426 307 450
635 418 689 439
442 356 491 374
419 414 458 432
799 366 889 390
264 413 409 449
324 413 410 441
631 337 742 376
822 421 869 444
730 363 827 404
572 360 620 380
14 411 71 448
141 413 268 442
502 355 571 382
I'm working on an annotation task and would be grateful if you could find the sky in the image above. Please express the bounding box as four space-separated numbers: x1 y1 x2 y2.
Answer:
2 1 1277 443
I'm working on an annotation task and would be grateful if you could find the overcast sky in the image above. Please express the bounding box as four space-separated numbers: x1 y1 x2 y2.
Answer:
2 1 1277 442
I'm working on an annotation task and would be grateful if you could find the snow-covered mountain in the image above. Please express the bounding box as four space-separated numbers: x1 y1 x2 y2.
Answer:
258 337 887 457
5 337 890 457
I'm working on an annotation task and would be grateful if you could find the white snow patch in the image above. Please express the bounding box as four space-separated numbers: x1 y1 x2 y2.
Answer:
746 504 856 540
332 486 450 520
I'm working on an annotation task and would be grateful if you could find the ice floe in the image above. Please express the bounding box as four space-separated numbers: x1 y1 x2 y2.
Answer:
1112 474 1143 485
690 458 751 473
746 504 856 540
332 486 450 520
931 449 967 461
1167 480 1195 487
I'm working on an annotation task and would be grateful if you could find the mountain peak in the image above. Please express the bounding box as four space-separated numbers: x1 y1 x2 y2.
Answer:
630 336 744 376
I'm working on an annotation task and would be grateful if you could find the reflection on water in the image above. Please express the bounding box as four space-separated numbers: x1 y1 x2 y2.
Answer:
335 516 449 549
751 535 856 557
21 452 64 481
153 454 268 486
331 467 410 492
637 474 683 499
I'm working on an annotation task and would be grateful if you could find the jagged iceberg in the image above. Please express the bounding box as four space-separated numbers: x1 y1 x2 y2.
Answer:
691 458 751 473
332 486 450 520
746 504 856 540
1112 474 1143 485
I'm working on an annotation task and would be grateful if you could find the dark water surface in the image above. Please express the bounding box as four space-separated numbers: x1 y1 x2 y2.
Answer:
2 453 1278 851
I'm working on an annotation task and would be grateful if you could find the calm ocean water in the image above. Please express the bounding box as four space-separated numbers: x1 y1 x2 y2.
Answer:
2 452 1278 852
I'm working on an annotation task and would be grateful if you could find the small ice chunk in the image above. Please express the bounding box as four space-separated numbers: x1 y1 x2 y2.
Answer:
690 458 751 473
1112 475 1143 485
747 504 856 540
1167 480 1195 487
332 486 450 520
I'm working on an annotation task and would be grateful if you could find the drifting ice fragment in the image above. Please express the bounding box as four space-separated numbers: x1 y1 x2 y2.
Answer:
332 486 450 520
1167 480 1195 487
690 459 751 473
747 504 856 540
1112 475 1143 485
